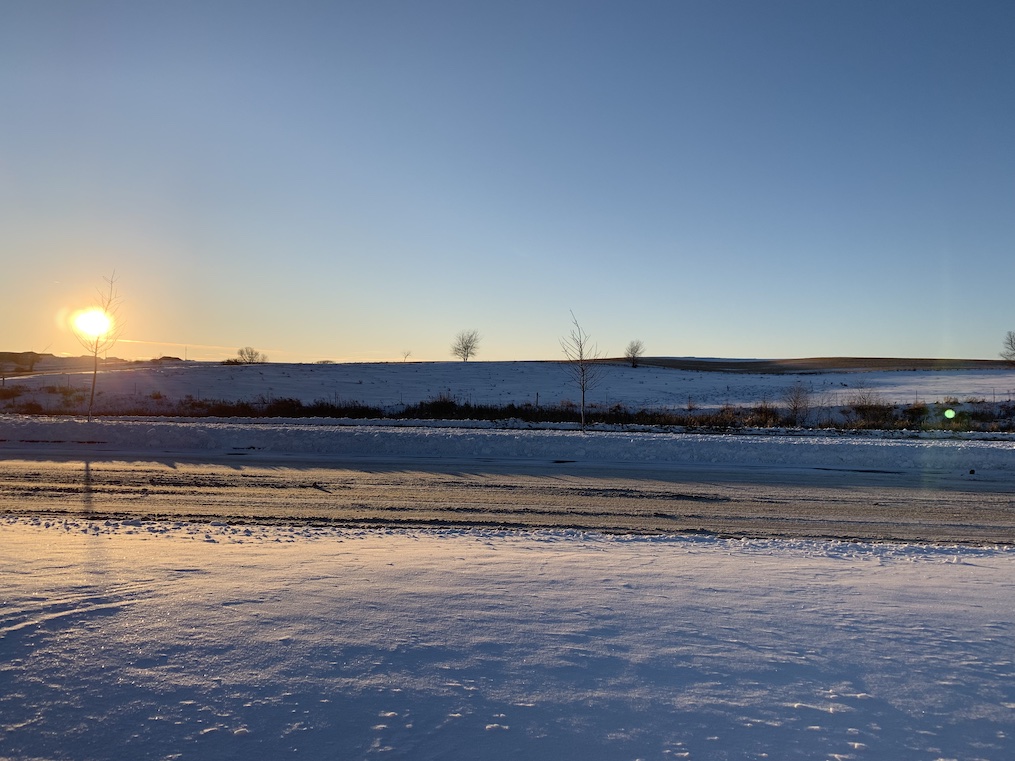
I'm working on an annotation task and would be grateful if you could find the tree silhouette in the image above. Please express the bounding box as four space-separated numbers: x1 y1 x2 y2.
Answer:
561 312 604 431
1001 331 1015 364
236 346 268 364
624 339 645 368
451 330 481 361
72 272 123 419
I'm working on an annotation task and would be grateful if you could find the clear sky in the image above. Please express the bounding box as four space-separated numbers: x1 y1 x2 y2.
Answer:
2 0 1013 362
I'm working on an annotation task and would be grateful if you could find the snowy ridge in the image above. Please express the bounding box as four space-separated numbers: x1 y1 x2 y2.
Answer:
7 513 1012 560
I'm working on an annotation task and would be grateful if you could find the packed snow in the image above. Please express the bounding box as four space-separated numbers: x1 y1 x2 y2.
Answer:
3 361 1015 759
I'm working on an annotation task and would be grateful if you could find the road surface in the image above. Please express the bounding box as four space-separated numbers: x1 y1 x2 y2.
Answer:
1 451 1012 544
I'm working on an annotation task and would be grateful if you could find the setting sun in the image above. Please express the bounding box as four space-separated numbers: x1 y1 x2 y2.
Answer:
72 308 113 339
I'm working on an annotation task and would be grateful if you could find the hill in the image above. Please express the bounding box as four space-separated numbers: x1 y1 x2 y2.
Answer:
3 351 1010 377
641 357 1009 373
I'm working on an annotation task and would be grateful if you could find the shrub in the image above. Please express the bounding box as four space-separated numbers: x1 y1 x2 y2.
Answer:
969 402 998 423
0 385 25 400
899 402 929 428
843 388 896 429
262 397 305 417
746 401 781 428
403 391 461 419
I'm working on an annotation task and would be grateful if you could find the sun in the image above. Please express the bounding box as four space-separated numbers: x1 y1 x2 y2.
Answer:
72 308 114 339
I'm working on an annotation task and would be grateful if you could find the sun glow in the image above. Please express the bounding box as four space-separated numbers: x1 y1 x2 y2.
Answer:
72 308 114 339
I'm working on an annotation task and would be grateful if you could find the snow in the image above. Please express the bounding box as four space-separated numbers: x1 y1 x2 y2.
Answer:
3 362 1015 759
3 518 1014 760
11 359 1015 412
4 360 1015 476
3 416 1015 478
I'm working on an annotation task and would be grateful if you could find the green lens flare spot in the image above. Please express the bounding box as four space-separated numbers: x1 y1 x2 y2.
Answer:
944 409 956 419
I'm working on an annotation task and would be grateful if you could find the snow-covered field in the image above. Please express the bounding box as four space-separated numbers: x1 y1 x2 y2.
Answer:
9 359 1015 413
3 361 1015 759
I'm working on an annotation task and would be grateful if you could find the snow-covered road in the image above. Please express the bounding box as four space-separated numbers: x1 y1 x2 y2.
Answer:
3 415 1014 542
2 455 1013 544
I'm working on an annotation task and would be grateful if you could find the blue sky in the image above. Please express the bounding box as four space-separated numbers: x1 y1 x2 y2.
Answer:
2 0 1013 362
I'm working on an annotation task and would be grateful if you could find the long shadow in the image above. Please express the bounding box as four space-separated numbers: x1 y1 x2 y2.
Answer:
83 458 93 513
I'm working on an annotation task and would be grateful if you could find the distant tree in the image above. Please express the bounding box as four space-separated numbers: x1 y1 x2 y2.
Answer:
15 350 46 372
402 350 412 362
236 346 268 364
560 312 604 431
451 330 481 362
624 339 645 368
72 272 124 419
1002 331 1015 364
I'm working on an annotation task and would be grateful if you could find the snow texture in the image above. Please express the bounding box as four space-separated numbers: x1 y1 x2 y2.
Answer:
3 362 1015 759
3 518 1014 760
11 359 1015 411
3 415 1015 481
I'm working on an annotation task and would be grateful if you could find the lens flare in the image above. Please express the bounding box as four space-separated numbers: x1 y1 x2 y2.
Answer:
944 409 956 419
72 308 113 339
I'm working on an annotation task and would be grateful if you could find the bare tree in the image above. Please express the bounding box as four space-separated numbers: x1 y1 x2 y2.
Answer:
560 312 604 431
14 348 48 372
451 330 481 361
72 272 124 418
624 339 645 368
236 346 268 364
402 350 412 362
782 382 812 427
1001 331 1015 364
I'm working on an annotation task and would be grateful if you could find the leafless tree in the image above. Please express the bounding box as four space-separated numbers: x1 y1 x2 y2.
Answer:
13 348 48 372
560 312 604 431
402 350 412 362
236 346 268 364
1001 331 1015 364
624 339 645 368
782 382 812 427
72 272 124 418
451 330 481 361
